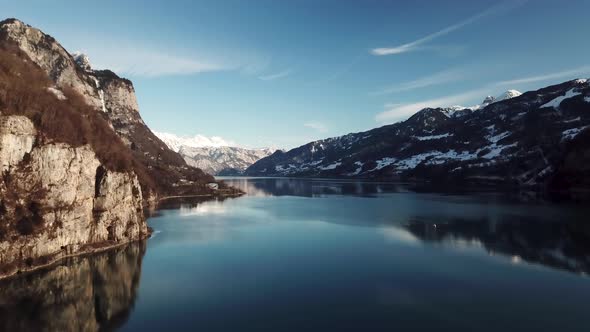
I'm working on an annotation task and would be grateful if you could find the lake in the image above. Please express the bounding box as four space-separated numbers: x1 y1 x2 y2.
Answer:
1 177 590 331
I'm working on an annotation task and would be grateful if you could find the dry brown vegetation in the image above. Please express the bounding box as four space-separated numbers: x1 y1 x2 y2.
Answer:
0 43 131 170
0 42 156 193
0 38 236 201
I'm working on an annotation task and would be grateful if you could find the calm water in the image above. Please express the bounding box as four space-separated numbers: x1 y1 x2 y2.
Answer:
1 178 590 331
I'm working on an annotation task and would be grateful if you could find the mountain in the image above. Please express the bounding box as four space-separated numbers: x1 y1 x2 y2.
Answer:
245 81 590 197
154 131 234 152
156 132 276 175
0 19 230 201
0 18 236 279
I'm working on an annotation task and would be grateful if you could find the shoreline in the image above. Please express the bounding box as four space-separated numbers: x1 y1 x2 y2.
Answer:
0 232 152 282
0 192 242 282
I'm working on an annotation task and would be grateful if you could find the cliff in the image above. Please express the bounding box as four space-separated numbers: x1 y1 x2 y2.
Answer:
0 18 225 199
0 18 231 279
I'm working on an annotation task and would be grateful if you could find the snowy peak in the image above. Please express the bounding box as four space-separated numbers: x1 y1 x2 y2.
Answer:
154 132 234 152
496 89 522 102
155 131 276 175
481 90 522 106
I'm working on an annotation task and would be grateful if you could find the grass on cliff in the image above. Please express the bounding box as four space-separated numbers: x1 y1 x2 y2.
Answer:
0 42 156 191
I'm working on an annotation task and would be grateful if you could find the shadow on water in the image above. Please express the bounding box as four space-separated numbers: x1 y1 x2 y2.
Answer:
0 241 146 332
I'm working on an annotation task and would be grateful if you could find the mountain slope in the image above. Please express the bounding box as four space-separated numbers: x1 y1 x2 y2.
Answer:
245 81 590 196
0 18 224 200
0 18 236 279
156 132 275 175
0 22 150 278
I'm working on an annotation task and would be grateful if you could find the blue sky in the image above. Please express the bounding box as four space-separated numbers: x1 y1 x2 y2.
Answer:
4 0 590 148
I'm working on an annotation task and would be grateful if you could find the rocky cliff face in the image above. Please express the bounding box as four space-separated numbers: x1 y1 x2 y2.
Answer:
0 18 219 198
0 18 220 278
0 114 148 278
0 17 238 278
0 19 103 111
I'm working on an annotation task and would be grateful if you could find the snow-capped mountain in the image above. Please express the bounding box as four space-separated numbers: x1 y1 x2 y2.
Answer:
245 80 590 194
155 132 276 175
445 89 523 114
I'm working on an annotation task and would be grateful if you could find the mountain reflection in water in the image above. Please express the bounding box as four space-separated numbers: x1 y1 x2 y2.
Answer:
221 177 590 276
0 242 146 332
2 178 590 332
404 217 590 275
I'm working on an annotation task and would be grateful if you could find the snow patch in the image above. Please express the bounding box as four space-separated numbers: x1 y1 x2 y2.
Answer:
371 158 396 171
91 77 107 113
563 117 580 123
319 162 342 170
414 133 453 141
347 161 364 176
395 152 440 170
481 143 518 159
487 131 511 143
562 126 589 141
541 88 581 109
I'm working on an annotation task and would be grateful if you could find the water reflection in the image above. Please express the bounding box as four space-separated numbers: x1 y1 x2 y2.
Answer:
218 177 406 197
0 241 146 332
220 177 590 276
403 217 590 275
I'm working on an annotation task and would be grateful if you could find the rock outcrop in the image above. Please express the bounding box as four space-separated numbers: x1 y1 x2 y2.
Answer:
0 19 103 111
0 18 221 199
0 114 148 278
0 18 227 278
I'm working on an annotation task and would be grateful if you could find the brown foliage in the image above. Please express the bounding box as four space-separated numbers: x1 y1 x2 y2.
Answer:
0 43 135 172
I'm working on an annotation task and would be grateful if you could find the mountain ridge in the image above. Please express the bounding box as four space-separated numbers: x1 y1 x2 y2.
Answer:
245 79 590 198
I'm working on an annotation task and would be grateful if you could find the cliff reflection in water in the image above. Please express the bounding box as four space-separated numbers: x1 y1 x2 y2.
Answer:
0 241 146 332
404 217 590 275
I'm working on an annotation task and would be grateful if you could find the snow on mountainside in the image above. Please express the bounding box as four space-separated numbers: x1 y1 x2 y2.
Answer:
155 132 276 175
446 89 523 115
154 131 234 152
245 80 590 194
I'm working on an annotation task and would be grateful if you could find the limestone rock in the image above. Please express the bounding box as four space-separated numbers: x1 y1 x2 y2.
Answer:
0 114 149 278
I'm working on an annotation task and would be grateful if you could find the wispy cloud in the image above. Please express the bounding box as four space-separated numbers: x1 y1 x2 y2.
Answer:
375 87 490 124
375 63 590 124
371 0 527 56
371 68 467 95
258 69 292 81
304 121 328 133
84 46 230 77
495 65 590 86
